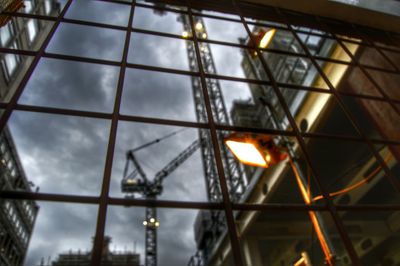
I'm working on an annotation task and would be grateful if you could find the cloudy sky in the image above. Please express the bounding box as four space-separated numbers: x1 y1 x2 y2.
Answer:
4 0 256 265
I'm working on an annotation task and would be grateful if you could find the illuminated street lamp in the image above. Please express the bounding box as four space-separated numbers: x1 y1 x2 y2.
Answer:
225 133 288 168
258 28 276 49
225 133 335 266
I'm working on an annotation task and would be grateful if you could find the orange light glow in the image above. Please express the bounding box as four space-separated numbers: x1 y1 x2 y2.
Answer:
225 140 267 167
259 28 276 49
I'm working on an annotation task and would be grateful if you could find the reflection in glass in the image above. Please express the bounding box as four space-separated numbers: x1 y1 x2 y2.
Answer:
366 69 400 100
198 16 248 44
24 202 98 265
340 210 400 265
6 112 110 195
0 54 34 103
106 207 225 266
128 32 195 71
133 6 188 36
340 96 400 141
19 58 119 113
304 137 399 205
110 122 211 202
280 87 359 137
66 0 130 26
47 23 125 61
121 68 199 121
237 211 351 265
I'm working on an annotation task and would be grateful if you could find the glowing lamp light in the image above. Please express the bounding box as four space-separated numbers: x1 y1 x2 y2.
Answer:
143 221 148 226
150 218 155 223
182 31 189 38
225 133 287 168
202 32 207 39
259 28 276 49
195 22 203 31
226 141 267 167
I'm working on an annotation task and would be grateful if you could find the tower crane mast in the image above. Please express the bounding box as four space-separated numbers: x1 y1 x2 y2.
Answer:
121 136 200 266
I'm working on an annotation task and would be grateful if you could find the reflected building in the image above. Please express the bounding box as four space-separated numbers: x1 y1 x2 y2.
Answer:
48 236 140 266
0 0 60 265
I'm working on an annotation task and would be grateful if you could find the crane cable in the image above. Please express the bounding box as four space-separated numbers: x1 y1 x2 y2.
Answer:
129 128 187 153
312 153 392 202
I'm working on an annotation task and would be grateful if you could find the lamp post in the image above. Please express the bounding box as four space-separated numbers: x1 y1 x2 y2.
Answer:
225 97 336 265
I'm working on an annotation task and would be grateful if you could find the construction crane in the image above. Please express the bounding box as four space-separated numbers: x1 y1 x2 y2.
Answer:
121 130 201 266
178 14 248 266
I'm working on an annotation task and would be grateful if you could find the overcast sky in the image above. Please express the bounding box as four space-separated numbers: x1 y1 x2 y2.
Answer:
5 0 254 265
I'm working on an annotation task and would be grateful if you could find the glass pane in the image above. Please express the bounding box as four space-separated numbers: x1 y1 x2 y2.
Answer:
211 79 288 130
381 49 400 70
317 60 384 97
196 10 240 20
373 143 400 189
237 211 352 265
0 19 55 51
262 52 328 89
121 69 200 121
19 58 119 113
254 27 305 54
366 69 400 101
299 34 351 62
47 23 125 61
4 111 110 195
340 210 400 265
343 42 396 71
208 44 267 80
23 202 98 265
280 87 359 137
0 54 34 103
340 96 400 142
128 32 195 71
195 16 248 44
324 63 383 97
132 6 188 35
110 122 216 202
105 207 228 265
65 0 130 27
16 0 64 17
304 137 399 205
219 131 326 205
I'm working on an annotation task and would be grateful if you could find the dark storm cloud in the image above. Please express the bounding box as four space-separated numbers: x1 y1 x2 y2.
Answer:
6 1 255 265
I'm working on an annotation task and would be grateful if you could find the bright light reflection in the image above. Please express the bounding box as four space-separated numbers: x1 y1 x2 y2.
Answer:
226 140 267 167
259 28 276 49
195 22 203 31
182 31 189 38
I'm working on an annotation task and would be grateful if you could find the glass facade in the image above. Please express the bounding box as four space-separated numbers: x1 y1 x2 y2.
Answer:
0 0 399 265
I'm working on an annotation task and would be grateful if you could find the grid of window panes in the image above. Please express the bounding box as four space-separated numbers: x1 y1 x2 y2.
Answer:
0 0 400 265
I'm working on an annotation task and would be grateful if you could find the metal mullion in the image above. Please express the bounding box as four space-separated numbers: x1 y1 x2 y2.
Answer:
232 203 327 211
204 72 271 85
234 3 362 265
0 11 58 22
302 132 400 146
191 11 242 23
119 114 209 129
246 21 288 32
108 197 225 210
126 62 199 77
14 104 113 120
358 64 399 75
186 2 244 265
96 0 133 5
215 124 294 137
43 52 121 67
62 17 127 31
90 2 135 265
336 204 400 211
287 16 400 193
0 191 99 204
0 0 73 132
0 47 37 56
131 27 190 41
134 0 190 14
